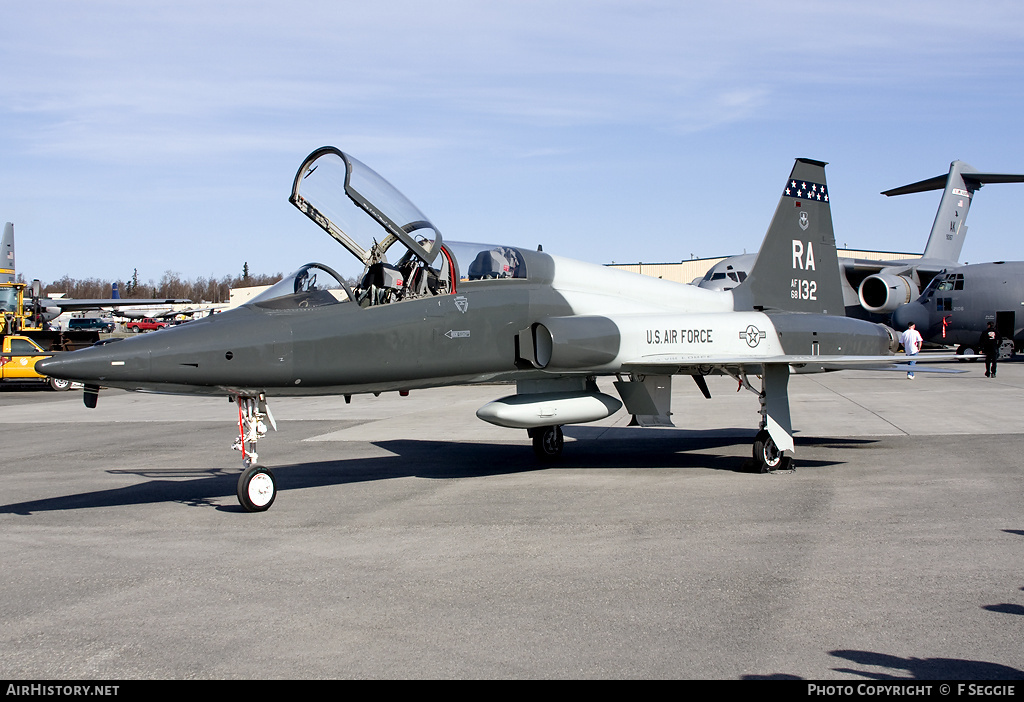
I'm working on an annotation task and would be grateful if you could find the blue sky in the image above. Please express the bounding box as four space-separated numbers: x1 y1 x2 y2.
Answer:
2 1 1024 285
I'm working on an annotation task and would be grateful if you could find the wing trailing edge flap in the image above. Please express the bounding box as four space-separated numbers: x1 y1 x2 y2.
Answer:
613 375 674 427
620 353 966 372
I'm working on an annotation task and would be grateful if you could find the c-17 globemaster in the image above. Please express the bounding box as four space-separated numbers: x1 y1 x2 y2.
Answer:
39 148 948 512
696 160 1024 322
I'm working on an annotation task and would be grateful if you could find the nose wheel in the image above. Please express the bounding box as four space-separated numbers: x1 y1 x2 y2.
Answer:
237 464 277 512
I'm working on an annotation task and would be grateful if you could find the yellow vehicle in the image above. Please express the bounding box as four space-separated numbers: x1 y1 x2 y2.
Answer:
0 334 70 390
0 280 101 351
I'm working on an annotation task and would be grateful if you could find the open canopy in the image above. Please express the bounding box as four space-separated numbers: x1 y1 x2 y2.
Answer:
290 147 443 271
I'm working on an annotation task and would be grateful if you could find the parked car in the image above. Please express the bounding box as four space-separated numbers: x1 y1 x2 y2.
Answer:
68 317 116 333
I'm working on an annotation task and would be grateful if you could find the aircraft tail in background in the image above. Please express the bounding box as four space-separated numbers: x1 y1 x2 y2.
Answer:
883 160 1024 263
1 222 14 284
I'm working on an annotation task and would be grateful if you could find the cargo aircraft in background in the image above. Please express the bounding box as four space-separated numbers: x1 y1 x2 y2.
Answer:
0 222 190 328
697 161 1024 323
892 262 1024 358
40 148 954 512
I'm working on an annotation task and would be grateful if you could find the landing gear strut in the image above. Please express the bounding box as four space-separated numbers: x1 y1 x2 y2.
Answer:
727 365 795 474
232 394 278 512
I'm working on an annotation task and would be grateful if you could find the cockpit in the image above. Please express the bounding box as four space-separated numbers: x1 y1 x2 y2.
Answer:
921 272 964 299
258 146 528 312
249 263 353 309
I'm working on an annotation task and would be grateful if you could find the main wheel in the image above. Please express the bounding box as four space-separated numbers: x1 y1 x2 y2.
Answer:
531 425 564 461
48 377 72 391
237 464 277 512
753 429 791 473
956 345 978 362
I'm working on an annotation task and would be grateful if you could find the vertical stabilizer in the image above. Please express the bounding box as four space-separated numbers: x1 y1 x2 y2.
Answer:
111 282 120 299
732 159 844 316
922 161 975 261
882 160 1024 263
0 223 14 284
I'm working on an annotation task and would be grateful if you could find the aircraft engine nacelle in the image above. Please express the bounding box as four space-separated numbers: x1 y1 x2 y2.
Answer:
476 391 623 429
858 273 919 314
879 324 901 354
524 316 620 370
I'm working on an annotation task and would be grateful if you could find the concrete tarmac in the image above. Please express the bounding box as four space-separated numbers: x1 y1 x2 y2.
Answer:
0 357 1022 679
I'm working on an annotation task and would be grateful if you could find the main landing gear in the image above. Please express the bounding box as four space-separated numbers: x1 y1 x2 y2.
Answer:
529 425 564 461
728 364 796 474
232 394 278 512
753 429 792 473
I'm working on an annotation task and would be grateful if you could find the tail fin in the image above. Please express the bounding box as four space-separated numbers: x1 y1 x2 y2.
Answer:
732 158 844 316
883 160 1024 262
111 281 120 299
0 222 14 284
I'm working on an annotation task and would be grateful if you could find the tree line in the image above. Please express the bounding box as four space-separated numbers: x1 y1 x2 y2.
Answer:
22 265 284 304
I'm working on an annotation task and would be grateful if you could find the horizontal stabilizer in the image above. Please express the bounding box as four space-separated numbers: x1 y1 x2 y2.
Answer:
883 172 1024 196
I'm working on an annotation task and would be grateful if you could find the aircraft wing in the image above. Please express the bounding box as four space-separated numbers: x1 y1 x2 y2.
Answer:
621 352 967 373
45 298 191 311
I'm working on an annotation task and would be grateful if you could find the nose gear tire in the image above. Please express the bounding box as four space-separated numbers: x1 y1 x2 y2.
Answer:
237 464 277 512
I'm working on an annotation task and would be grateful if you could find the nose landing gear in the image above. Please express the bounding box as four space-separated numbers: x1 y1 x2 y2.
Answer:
232 394 278 512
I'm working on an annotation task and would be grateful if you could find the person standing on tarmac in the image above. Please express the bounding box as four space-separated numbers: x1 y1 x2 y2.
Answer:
979 321 1002 378
900 322 923 379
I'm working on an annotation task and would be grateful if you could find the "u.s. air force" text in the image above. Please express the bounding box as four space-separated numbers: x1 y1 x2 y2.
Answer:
647 329 713 344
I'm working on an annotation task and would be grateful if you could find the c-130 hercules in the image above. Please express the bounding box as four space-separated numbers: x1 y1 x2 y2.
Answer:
40 148 940 511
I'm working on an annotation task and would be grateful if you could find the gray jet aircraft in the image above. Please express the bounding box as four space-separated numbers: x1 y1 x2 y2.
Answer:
40 149 947 512
697 161 1024 320
892 262 1024 357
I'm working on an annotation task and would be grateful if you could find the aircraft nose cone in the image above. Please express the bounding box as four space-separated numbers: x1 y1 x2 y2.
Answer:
891 302 928 331
36 340 149 381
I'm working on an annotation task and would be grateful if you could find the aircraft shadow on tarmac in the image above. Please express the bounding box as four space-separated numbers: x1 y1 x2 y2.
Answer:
984 530 1024 616
0 432 867 515
742 649 1024 680
826 649 1024 681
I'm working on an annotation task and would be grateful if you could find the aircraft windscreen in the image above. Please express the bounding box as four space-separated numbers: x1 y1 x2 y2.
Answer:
249 263 352 310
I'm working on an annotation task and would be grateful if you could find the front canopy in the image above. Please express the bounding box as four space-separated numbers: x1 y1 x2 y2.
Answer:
248 263 353 309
